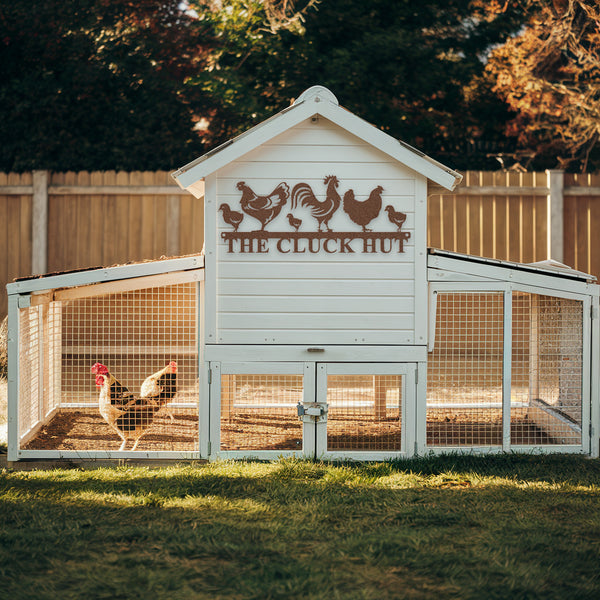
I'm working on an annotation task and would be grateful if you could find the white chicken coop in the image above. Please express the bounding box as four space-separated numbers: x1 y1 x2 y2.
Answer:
6 85 600 460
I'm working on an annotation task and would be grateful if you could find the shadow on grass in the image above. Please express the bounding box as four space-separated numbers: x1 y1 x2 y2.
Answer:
1 455 600 600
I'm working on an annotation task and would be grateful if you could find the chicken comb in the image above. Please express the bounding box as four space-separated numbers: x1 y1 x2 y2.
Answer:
168 361 177 373
91 363 108 375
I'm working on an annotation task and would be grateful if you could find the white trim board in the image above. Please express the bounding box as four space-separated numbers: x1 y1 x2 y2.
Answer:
7 255 204 295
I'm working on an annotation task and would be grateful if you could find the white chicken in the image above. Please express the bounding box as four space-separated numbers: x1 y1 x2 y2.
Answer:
139 361 178 422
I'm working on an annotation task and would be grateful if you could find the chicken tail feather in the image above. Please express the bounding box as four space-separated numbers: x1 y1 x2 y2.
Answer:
291 183 317 209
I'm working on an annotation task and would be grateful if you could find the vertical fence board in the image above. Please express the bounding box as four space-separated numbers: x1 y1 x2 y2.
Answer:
113 171 130 265
76 171 91 269
150 172 167 258
427 192 441 249
88 171 105 267
481 172 494 260
6 174 21 285
589 174 600 278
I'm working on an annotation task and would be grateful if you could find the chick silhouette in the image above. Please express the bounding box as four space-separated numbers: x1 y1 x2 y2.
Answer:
384 205 407 231
287 213 302 232
219 203 244 232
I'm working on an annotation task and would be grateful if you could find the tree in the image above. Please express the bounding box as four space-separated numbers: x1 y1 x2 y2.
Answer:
486 0 600 171
0 1 527 171
191 0 526 170
0 0 214 171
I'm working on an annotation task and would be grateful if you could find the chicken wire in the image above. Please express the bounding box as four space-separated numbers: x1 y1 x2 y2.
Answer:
220 374 303 451
512 292 583 446
427 292 504 447
18 281 199 453
428 290 585 449
326 374 402 451
18 306 40 441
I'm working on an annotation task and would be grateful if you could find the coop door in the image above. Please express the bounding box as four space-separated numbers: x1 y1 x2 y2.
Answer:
211 362 311 459
211 362 414 460
314 363 414 460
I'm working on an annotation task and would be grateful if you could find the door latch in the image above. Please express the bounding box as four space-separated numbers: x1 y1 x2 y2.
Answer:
297 402 328 423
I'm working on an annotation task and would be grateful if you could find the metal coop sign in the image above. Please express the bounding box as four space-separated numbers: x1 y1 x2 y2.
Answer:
219 175 410 255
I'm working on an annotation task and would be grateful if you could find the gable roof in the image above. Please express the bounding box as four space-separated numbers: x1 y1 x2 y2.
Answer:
172 85 463 196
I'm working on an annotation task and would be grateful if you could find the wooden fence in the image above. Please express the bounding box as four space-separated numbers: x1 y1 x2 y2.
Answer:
2 169 600 317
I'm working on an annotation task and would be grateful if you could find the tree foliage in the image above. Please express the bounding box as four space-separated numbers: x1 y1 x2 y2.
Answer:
192 0 525 170
486 0 600 171
0 0 554 172
0 0 213 171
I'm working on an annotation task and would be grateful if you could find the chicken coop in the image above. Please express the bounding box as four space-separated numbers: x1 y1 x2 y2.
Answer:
6 85 600 461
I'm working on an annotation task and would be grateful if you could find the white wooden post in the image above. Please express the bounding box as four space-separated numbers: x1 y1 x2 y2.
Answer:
32 170 49 275
590 295 600 458
502 289 513 451
547 169 564 263
6 294 20 462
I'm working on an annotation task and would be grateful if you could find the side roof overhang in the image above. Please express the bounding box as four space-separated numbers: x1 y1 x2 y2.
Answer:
428 248 599 296
172 85 463 198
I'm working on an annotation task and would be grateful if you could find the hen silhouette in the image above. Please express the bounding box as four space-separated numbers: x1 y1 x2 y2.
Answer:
236 181 289 231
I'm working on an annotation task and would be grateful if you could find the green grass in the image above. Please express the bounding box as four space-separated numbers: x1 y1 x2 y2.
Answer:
1 454 600 600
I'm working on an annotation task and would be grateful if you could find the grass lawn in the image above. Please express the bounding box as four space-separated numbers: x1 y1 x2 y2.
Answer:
0 455 599 599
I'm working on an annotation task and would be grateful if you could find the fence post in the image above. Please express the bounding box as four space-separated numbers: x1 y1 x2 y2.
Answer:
32 170 49 275
547 169 564 263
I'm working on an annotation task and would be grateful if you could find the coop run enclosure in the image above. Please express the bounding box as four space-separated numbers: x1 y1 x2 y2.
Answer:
7 256 204 459
6 251 599 460
6 86 600 460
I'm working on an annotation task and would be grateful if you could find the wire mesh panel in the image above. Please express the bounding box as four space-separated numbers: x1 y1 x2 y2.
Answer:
220 374 303 451
326 374 402 451
18 306 40 442
427 293 504 447
20 280 199 453
512 292 583 446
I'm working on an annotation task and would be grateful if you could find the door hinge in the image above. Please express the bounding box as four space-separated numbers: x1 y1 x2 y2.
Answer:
415 368 419 385
207 441 212 455
208 368 212 384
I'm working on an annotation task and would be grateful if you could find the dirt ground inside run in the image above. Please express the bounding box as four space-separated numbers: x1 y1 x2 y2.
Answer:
19 407 557 453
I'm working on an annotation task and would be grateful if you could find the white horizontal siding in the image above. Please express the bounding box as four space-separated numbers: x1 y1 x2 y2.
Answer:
218 261 414 280
218 296 414 313
212 118 421 345
217 279 409 296
218 313 413 330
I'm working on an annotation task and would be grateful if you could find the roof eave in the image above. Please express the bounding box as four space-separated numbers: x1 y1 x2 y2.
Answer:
172 86 462 192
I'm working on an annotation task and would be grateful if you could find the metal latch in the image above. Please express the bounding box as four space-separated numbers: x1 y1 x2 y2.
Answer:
297 402 328 423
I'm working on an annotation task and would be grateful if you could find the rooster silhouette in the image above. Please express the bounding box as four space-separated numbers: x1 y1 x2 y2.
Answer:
291 175 341 232
236 181 289 231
